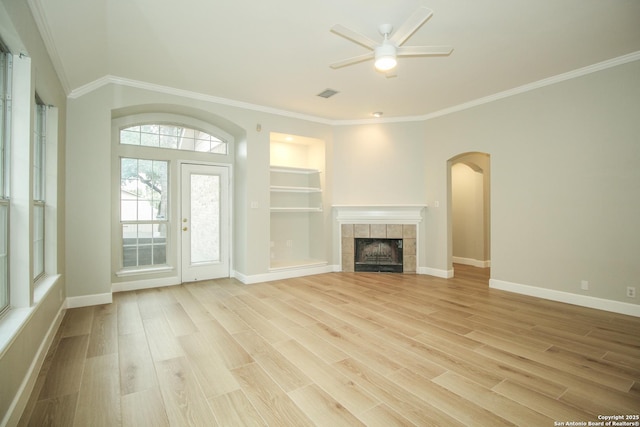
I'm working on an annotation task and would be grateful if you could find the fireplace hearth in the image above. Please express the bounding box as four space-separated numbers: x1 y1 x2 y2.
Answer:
354 238 403 273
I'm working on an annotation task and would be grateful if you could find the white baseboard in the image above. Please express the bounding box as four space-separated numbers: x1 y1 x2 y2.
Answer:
418 267 454 279
3 304 65 427
490 279 640 318
234 264 337 285
65 292 112 309
112 276 181 293
452 257 491 268
235 265 454 282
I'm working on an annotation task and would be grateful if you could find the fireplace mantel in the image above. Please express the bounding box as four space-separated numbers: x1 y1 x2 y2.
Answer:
333 205 426 224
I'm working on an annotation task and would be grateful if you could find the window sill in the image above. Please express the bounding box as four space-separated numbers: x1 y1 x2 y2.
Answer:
0 307 31 357
34 274 62 304
115 266 174 277
0 274 62 357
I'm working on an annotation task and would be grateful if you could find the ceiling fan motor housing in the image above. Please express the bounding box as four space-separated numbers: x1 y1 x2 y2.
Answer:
374 42 397 71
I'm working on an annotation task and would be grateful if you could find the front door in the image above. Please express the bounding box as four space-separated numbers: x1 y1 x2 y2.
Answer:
180 163 230 282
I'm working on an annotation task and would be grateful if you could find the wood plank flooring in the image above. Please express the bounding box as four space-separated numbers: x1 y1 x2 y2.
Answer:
18 265 640 426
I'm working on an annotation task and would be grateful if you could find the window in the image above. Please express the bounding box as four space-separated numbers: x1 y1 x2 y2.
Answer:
0 50 11 313
33 98 46 280
120 158 168 269
120 124 227 154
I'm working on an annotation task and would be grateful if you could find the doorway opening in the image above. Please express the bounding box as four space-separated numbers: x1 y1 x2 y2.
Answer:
448 152 491 279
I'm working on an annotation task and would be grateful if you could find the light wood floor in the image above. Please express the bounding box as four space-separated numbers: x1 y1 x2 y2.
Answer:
19 265 640 426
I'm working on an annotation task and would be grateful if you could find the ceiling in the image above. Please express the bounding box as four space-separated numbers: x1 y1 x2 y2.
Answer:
28 0 640 122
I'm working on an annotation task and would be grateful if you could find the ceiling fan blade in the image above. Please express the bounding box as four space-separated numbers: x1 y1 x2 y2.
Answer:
330 24 378 50
330 52 375 69
390 7 433 46
397 45 453 56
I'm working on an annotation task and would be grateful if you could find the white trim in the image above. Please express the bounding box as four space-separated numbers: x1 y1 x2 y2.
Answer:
115 266 174 278
112 276 181 293
0 308 31 358
423 51 640 120
270 166 321 175
64 52 640 125
419 267 454 279
113 112 235 148
334 205 426 224
65 292 112 309
336 51 640 125
490 279 640 318
27 0 71 94
1 303 65 427
233 264 335 285
70 75 332 125
452 257 491 268
0 275 61 359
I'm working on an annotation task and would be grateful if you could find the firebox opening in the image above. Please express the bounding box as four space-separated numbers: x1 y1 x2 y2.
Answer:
354 238 403 273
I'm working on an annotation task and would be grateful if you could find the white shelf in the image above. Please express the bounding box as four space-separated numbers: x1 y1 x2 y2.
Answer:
270 185 321 193
270 166 320 175
271 207 323 213
269 153 325 268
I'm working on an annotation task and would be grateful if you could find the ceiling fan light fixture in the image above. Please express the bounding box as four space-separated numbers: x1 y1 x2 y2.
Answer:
374 44 397 71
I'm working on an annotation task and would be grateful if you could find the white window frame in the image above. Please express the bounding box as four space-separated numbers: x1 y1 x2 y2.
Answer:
0 51 10 315
120 123 228 154
111 113 233 280
3 53 59 312
33 100 46 281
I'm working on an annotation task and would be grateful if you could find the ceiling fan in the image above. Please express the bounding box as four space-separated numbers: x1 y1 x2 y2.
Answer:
330 7 453 74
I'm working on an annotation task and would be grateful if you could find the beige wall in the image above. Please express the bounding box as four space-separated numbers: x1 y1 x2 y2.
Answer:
65 85 334 298
452 162 486 263
63 57 639 305
422 59 640 303
329 59 639 306
332 122 427 205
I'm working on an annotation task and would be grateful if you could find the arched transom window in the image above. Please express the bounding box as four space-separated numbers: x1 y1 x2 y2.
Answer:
120 123 227 154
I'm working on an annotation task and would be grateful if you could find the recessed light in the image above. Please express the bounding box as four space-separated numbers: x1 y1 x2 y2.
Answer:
372 112 383 118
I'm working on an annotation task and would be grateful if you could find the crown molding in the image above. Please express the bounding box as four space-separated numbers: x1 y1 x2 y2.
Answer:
68 75 333 125
336 50 640 125
67 51 640 126
414 50 640 123
27 0 70 94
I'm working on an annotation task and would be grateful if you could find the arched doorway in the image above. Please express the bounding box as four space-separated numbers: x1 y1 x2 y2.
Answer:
448 152 491 276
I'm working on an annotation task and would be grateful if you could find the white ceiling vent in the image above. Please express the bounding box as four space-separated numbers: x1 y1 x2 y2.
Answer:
317 88 339 98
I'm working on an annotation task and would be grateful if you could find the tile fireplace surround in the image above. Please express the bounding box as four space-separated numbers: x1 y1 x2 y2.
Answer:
334 206 425 274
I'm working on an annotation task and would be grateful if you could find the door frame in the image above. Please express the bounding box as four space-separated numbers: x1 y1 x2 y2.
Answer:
178 161 233 282
447 152 491 273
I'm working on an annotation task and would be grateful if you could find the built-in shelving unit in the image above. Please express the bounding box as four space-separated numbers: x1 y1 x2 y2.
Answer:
270 166 322 212
269 133 326 271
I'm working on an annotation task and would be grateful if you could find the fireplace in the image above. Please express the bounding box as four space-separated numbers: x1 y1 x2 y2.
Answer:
335 206 424 274
354 238 403 273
